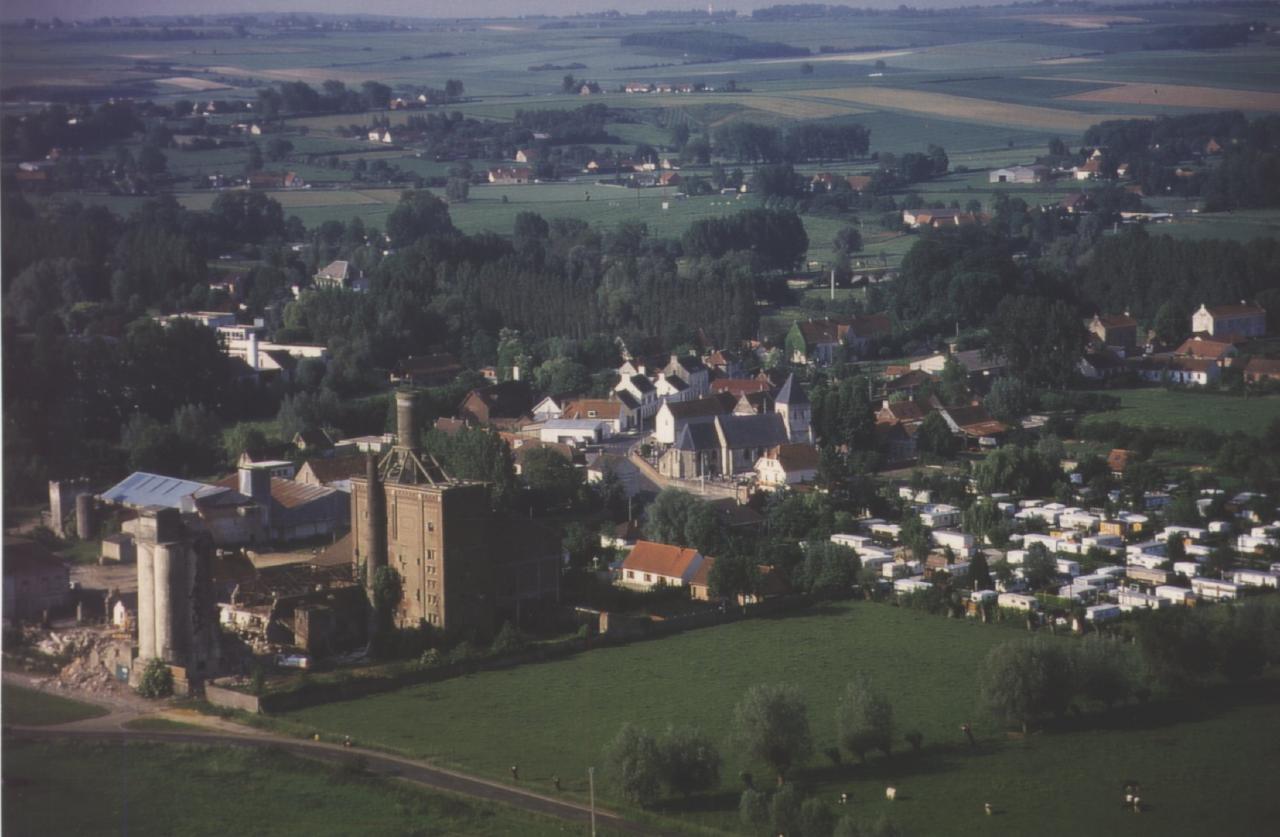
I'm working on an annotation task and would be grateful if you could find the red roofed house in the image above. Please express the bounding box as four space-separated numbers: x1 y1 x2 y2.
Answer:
488 166 532 185
1244 357 1280 385
561 398 634 434
618 540 706 591
1174 336 1239 364
754 443 821 487
1192 302 1266 339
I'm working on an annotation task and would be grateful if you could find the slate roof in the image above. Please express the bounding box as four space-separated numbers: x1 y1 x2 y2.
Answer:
716 413 788 449
464 380 534 419
676 422 721 452
628 374 655 394
775 374 808 406
765 443 821 472
665 393 736 420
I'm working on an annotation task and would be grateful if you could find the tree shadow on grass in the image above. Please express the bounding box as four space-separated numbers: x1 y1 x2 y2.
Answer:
1044 677 1280 736
656 789 742 814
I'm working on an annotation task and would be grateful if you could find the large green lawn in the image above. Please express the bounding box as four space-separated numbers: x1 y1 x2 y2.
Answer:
2 739 589 837
275 602 1280 835
1079 388 1280 436
1 684 109 727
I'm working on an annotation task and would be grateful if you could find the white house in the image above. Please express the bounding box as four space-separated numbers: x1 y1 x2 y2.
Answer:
539 418 607 445
894 578 933 595
617 541 705 591
917 504 961 529
932 529 975 557
754 444 820 487
1155 585 1192 605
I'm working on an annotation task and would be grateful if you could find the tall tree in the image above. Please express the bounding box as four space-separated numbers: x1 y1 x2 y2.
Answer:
733 683 813 785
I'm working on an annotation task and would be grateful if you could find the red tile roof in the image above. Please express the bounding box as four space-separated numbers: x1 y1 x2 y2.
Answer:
622 541 702 579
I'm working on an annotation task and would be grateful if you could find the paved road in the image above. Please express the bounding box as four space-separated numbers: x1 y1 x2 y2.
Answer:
4 673 674 836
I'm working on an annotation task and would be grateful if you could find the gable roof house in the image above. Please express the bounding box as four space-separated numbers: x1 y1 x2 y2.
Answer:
1244 357 1280 385
662 354 711 398
457 380 535 430
1133 355 1221 386
1174 336 1239 364
1087 313 1139 350
562 398 633 434
294 455 366 492
488 166 533 185
313 260 361 291
787 314 891 365
1192 302 1266 339
755 443 821 487
617 541 706 591
938 404 1009 447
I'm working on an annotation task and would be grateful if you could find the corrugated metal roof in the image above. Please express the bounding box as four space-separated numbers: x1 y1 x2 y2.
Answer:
99 472 210 509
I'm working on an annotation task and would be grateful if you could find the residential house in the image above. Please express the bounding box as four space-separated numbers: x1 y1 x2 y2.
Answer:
1191 302 1266 338
1078 350 1127 380
292 429 334 453
539 418 608 445
658 171 681 187
458 380 535 429
1174 336 1238 365
614 374 659 423
910 349 1006 386
901 210 982 229
711 377 773 398
989 164 1049 184
617 541 705 591
624 82 653 94
1244 357 1280 385
562 398 634 435
1059 192 1091 214
1133 355 1221 386
514 148 540 164
787 314 892 364
1072 158 1102 180
313 260 360 290
846 174 873 193
754 444 820 487
1087 313 1139 350
662 354 711 398
938 404 1008 447
488 167 532 185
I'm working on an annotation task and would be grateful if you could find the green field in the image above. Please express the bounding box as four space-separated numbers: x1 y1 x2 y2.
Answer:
1080 388 1280 436
2 739 588 837
1 684 109 727
275 602 1280 835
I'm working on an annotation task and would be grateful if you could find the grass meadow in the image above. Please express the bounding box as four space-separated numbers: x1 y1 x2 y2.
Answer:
1 684 109 727
1079 388 1280 437
2 739 594 837
275 602 1280 835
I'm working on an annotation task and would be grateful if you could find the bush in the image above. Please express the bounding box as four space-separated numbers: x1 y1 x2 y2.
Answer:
136 658 174 698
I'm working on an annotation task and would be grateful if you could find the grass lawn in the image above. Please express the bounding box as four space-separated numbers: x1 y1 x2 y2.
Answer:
2 684 109 726
274 601 1280 835
1079 388 1280 436
1 739 594 837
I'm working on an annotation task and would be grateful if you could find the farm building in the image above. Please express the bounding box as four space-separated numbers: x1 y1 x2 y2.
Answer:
989 164 1049 184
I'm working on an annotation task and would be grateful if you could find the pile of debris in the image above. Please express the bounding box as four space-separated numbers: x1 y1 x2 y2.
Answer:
25 627 133 695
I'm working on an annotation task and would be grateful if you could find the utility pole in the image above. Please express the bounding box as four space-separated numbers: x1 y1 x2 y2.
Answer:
830 266 836 301
588 766 597 836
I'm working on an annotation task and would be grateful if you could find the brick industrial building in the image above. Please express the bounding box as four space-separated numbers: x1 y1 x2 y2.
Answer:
350 390 561 635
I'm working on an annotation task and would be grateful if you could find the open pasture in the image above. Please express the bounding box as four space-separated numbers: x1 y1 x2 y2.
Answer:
279 601 1280 836
795 85 1144 133
1055 79 1280 111
1079 388 1280 437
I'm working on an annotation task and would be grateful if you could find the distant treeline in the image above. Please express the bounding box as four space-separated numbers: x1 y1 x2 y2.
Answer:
712 121 871 163
1083 111 1280 210
1141 22 1258 50
620 30 809 60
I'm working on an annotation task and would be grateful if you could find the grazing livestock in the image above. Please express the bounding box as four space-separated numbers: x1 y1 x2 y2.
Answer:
885 787 897 801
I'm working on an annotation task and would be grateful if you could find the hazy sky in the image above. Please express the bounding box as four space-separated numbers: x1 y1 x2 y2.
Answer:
4 1 997 22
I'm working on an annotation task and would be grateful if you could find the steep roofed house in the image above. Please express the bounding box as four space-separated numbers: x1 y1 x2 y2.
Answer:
876 399 930 427
755 443 821 487
1087 313 1139 350
1192 302 1266 339
313 260 360 290
787 314 891 365
488 166 532 185
662 354 711 397
614 373 659 423
711 377 774 398
617 541 706 591
458 380 535 429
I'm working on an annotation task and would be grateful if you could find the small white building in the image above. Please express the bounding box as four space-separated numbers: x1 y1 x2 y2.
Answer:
894 577 933 595
539 418 608 445
1056 558 1081 577
917 504 961 529
1231 568 1279 588
1191 577 1240 601
1117 589 1164 610
998 592 1039 612
1155 585 1192 605
1085 603 1122 622
932 529 975 556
